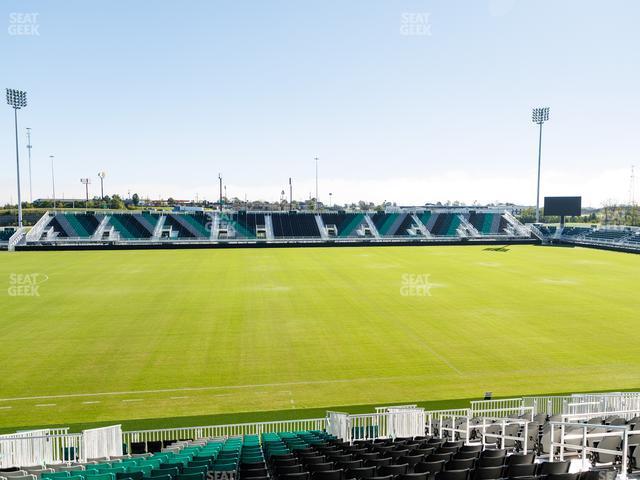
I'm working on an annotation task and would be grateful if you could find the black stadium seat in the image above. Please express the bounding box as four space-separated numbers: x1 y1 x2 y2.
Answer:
473 466 502 480
345 467 376 479
399 474 429 480
378 464 408 476
505 453 534 465
415 461 445 474
436 470 470 480
537 461 570 475
311 471 344 480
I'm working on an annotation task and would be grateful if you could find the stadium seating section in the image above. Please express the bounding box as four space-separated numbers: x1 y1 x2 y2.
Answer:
321 213 367 237
429 214 462 236
271 213 321 238
546 225 640 251
107 214 155 239
371 213 417 236
5 417 635 480
225 212 266 238
48 213 100 238
0 228 16 242
5 209 539 248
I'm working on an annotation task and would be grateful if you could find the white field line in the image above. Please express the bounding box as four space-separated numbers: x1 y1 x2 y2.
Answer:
0 368 496 402
0 373 463 404
35 404 56 407
0 406 12 410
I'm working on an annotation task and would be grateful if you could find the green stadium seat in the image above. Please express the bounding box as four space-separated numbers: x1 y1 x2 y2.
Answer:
176 474 205 480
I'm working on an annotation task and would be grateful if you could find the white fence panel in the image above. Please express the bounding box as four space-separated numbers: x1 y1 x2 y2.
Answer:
348 413 388 441
0 429 50 468
326 411 350 441
0 430 80 468
388 408 426 438
82 425 123 460
471 398 525 418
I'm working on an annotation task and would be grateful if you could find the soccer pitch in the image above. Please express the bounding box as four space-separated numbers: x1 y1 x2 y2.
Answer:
1 244 639 433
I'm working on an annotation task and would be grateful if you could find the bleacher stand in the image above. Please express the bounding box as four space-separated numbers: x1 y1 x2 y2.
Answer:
271 213 321 238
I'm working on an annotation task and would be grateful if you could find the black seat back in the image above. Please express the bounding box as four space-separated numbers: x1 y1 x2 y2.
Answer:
537 461 570 475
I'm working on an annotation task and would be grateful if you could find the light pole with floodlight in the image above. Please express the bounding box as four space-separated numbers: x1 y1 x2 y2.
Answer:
314 156 319 211
532 107 550 223
98 171 106 199
26 127 33 203
80 178 91 203
6 88 27 227
49 155 56 210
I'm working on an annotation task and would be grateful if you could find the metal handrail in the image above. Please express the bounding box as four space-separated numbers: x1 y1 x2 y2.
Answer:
549 421 640 479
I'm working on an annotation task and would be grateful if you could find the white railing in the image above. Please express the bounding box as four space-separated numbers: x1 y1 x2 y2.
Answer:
566 401 602 416
348 413 389 441
326 411 349 440
25 211 52 241
7 227 26 251
375 404 418 414
568 393 640 415
550 421 640 479
562 408 640 423
478 417 530 452
0 430 81 468
428 407 532 450
82 425 123 460
523 395 573 416
426 408 470 438
326 407 425 443
388 408 426 439
123 418 326 452
502 211 530 237
470 398 529 418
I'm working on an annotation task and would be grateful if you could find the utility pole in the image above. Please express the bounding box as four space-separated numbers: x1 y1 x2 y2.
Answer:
289 177 293 211
50 155 56 211
314 156 319 211
26 127 33 203
218 173 223 211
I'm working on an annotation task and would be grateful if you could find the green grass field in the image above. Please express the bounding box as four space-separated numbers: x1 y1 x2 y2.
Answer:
1 244 639 433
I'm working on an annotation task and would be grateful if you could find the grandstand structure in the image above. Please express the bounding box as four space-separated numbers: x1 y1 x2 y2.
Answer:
531 225 640 253
2 208 534 250
2 392 640 478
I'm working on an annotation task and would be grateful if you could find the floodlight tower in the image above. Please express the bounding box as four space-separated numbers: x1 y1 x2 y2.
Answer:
218 173 224 211
98 171 106 199
6 88 27 227
49 155 56 210
26 127 33 203
80 178 91 203
532 107 550 223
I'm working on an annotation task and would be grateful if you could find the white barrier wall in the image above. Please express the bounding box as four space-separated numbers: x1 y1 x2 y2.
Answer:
387 408 426 438
326 411 350 440
82 425 123 460
0 429 77 469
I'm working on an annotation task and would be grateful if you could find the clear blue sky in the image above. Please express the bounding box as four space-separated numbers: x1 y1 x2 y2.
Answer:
2 0 639 207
